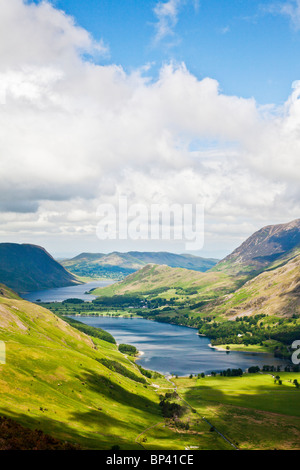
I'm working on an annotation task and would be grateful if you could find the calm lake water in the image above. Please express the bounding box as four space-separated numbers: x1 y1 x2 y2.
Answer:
22 281 113 302
75 316 288 376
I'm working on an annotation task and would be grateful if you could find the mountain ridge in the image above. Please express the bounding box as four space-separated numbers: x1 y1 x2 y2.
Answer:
61 250 219 280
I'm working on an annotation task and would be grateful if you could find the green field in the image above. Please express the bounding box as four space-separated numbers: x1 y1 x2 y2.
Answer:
175 373 300 450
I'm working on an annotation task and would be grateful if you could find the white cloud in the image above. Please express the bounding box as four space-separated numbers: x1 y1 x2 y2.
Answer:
152 0 200 42
0 0 299 256
153 0 182 41
265 0 300 29
0 0 107 69
280 0 300 28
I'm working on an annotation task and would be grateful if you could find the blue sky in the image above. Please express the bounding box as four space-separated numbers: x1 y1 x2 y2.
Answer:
50 0 300 105
0 0 299 257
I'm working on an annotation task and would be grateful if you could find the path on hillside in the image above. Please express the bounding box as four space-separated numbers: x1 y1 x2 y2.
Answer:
135 421 165 449
165 375 239 451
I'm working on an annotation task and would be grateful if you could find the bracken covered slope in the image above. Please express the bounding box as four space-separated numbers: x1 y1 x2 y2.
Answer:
205 253 300 319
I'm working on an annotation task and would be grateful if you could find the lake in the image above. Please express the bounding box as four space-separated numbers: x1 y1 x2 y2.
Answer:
22 281 114 302
75 316 289 376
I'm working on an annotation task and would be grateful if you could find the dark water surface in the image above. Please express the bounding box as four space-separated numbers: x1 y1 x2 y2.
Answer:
22 281 113 302
76 316 288 376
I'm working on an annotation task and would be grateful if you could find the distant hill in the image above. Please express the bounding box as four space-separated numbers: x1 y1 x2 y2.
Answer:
213 219 300 276
91 263 240 300
61 251 218 280
0 243 79 293
128 252 218 271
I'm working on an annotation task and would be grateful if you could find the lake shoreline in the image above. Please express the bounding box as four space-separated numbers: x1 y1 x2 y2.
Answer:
67 312 278 357
25 281 289 366
74 315 289 376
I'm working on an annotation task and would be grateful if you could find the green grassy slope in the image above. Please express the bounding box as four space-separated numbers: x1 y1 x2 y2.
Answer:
127 252 218 271
91 264 240 299
0 283 20 300
0 243 79 293
0 295 160 449
175 373 300 450
0 293 226 450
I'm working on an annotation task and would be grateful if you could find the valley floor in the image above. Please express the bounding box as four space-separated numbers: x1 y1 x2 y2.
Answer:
172 373 300 450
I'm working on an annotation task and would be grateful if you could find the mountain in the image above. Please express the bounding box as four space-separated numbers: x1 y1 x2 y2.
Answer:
0 243 79 293
204 253 300 319
213 219 300 276
61 251 218 280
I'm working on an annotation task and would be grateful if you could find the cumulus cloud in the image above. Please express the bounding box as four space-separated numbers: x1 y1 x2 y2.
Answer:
0 0 299 255
0 0 107 68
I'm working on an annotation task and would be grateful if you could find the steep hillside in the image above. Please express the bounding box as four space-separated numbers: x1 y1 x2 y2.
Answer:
213 219 300 276
61 251 218 280
0 283 20 300
0 292 225 450
0 294 160 449
0 243 79 293
205 253 300 319
0 416 79 450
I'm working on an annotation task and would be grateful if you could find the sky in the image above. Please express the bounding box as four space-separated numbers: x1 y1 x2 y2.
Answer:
0 0 300 258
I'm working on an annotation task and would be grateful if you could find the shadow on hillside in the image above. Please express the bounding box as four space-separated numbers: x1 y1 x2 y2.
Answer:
76 367 159 413
182 379 300 450
183 377 300 418
0 407 141 450
0 367 162 449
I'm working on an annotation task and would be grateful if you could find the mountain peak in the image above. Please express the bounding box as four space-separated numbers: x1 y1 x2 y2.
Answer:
215 218 300 275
